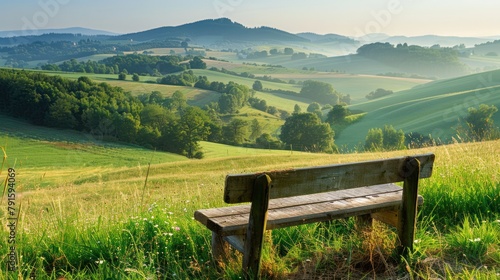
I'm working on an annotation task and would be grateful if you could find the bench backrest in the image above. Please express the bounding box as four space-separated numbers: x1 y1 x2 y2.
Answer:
224 153 435 203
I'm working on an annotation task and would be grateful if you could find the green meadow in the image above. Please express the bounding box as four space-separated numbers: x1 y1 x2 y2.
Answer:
1 114 499 279
335 69 500 150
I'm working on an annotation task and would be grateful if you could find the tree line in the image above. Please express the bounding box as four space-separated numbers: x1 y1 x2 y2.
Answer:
2 39 181 64
0 69 352 156
41 54 205 76
0 69 214 158
356 42 469 77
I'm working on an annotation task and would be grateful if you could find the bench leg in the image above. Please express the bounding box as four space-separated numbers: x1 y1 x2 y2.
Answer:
398 157 420 256
243 174 271 279
212 232 230 265
355 214 373 232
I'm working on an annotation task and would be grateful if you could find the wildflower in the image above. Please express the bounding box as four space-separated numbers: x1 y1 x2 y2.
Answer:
95 260 105 265
414 239 421 244
468 238 481 242
173 226 180 231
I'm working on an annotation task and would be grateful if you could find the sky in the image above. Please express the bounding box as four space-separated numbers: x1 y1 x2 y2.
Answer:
1 0 500 38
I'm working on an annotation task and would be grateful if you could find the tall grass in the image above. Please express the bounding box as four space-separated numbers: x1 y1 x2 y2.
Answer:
1 140 499 279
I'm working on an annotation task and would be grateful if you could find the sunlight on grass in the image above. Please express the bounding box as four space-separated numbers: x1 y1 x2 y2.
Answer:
0 139 498 278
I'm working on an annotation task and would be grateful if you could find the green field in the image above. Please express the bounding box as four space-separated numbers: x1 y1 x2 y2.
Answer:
460 55 500 72
23 70 221 107
1 116 499 278
241 54 405 75
335 69 500 150
0 113 287 188
190 68 430 106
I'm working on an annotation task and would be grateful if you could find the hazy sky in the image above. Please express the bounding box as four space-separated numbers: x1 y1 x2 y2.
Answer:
1 0 500 37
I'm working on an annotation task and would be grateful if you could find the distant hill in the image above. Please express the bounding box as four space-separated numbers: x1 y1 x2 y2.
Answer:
0 33 111 46
113 18 308 45
355 33 493 48
472 40 500 56
296 32 358 44
0 27 118 38
383 35 492 48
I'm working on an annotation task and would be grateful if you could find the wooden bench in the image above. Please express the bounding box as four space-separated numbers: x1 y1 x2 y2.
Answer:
194 153 435 278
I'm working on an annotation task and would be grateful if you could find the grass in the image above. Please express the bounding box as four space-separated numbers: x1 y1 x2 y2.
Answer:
0 112 499 279
335 69 500 150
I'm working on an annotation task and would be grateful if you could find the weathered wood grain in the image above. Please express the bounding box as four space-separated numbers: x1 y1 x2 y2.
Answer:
224 153 435 203
195 184 423 236
243 174 271 278
194 154 435 276
398 157 421 255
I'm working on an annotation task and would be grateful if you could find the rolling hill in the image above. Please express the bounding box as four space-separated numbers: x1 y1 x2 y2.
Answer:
335 69 500 150
113 18 308 45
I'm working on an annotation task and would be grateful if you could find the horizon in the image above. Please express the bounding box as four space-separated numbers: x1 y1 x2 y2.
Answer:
1 1 500 38
1 18 500 40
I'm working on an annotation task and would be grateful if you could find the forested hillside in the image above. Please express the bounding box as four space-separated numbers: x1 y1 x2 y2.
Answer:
356 42 469 78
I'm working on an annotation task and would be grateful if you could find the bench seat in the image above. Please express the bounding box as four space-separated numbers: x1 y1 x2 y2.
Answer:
195 183 423 237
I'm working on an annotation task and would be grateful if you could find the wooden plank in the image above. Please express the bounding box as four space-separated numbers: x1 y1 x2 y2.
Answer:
196 184 403 230
224 153 435 203
197 187 423 236
224 235 245 253
372 210 399 227
212 232 230 263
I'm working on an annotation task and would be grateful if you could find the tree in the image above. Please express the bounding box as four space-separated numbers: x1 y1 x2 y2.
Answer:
307 102 322 118
307 102 321 113
326 105 350 124
181 41 189 52
189 56 207 69
291 52 308 60
140 104 173 130
284 47 294 55
223 119 248 145
177 106 211 158
364 125 404 151
194 76 210 89
293 104 301 114
364 128 383 151
249 119 262 140
168 90 188 113
300 80 339 105
366 88 393 100
218 93 238 114
132 73 140 82
464 104 499 141
113 113 140 142
118 72 127 80
406 132 433 148
267 106 279 116
280 113 335 153
44 96 78 129
382 125 405 150
252 80 263 91
256 133 282 149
